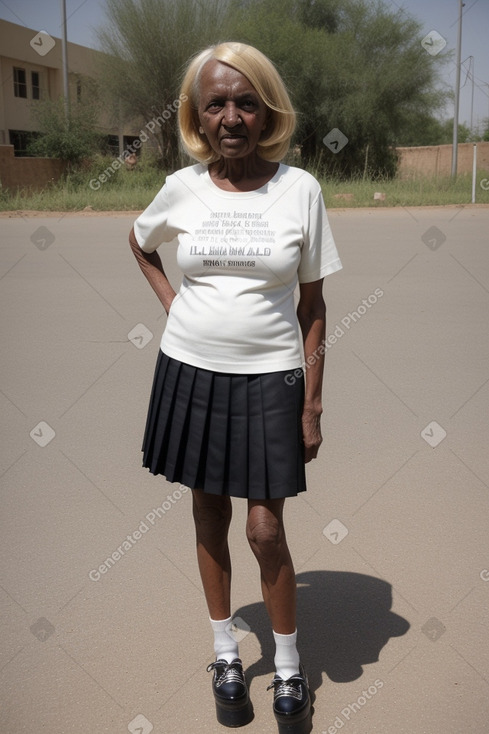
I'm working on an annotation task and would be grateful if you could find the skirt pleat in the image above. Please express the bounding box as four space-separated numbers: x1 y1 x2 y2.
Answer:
204 373 232 489
142 351 306 499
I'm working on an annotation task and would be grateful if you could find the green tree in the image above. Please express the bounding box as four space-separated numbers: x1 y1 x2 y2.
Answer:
441 118 472 143
97 0 449 177
482 120 489 142
228 0 449 176
397 116 474 146
27 96 104 165
97 0 233 170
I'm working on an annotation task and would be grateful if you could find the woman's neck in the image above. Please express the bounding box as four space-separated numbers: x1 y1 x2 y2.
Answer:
209 155 279 192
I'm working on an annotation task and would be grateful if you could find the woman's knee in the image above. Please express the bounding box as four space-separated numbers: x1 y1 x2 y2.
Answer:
192 490 232 542
246 507 285 557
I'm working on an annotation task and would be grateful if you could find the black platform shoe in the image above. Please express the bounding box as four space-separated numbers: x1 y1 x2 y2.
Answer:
267 664 312 734
207 658 253 727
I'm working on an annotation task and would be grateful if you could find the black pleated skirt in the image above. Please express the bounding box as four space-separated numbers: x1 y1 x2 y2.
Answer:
141 350 307 499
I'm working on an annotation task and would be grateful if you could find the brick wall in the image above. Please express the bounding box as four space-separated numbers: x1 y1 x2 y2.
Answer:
0 145 68 191
396 142 489 179
1 142 489 191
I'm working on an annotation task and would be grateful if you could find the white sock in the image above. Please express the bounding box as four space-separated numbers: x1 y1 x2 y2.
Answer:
273 629 300 680
210 616 239 664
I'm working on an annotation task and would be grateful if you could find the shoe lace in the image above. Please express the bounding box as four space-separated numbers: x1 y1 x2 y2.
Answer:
207 660 244 685
267 677 303 699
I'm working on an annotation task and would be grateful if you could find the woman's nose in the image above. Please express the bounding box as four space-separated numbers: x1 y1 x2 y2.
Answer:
223 102 239 126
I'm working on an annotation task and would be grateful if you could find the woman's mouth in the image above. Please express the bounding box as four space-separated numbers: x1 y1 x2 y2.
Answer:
221 134 246 141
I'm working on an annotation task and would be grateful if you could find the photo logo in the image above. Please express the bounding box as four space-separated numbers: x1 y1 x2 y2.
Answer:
285 288 385 387
421 226 446 251
128 323 153 349
421 31 447 56
226 616 251 643
89 486 190 581
422 617 446 641
30 421 55 447
128 714 153 734
323 519 349 545
30 617 55 641
89 95 188 191
323 128 349 154
30 226 55 251
322 679 384 732
421 421 446 448
30 30 55 57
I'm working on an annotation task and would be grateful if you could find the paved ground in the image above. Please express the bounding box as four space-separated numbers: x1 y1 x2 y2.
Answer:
1 206 488 734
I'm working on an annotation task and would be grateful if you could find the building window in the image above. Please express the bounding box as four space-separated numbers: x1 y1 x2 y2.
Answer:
9 129 39 157
13 67 27 98
31 71 41 100
105 135 120 156
123 135 142 155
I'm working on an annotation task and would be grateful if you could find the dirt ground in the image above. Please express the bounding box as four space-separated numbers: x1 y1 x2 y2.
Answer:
1 207 488 733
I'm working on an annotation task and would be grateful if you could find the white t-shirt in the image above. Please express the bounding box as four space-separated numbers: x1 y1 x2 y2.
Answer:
134 163 342 374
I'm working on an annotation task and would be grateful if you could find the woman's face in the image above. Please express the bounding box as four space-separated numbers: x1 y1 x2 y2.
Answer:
197 60 269 160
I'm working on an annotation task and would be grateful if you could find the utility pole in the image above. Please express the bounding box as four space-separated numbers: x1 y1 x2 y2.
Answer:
469 56 474 133
61 0 70 118
451 0 464 177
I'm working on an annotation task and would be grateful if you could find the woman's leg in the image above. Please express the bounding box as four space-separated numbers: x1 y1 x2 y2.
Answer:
192 488 233 620
194 490 252 726
246 498 296 634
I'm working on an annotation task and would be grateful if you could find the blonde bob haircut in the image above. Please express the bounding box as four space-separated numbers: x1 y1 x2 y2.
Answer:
178 42 296 164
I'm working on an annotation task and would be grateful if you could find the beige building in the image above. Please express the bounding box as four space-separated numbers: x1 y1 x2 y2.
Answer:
0 19 139 156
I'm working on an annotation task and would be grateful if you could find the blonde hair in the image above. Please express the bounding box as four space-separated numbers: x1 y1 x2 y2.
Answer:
178 42 296 164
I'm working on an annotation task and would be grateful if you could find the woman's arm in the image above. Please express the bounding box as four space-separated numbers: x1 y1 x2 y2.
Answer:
129 227 176 314
296 279 326 463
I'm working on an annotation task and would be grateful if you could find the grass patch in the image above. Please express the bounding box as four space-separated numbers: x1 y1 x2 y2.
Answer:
320 172 489 208
1 154 488 211
0 154 166 213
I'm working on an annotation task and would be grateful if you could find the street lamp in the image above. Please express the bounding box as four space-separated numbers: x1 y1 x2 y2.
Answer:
451 0 464 177
61 0 70 118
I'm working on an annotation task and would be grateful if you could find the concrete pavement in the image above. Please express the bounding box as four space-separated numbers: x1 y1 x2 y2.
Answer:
1 206 488 733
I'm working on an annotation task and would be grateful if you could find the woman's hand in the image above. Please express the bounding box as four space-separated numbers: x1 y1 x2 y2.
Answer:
297 279 326 463
302 404 323 463
129 227 176 312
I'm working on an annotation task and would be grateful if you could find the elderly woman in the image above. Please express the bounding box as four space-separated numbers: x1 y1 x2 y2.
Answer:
129 42 342 733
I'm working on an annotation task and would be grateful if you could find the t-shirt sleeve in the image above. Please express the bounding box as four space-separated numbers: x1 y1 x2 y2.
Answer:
298 190 342 283
133 183 178 253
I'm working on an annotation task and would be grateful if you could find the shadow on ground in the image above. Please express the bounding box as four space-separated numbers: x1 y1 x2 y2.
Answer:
235 570 410 693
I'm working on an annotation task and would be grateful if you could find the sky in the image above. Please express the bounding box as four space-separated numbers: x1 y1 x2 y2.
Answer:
0 0 488 130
